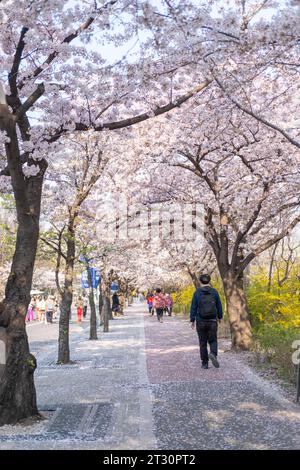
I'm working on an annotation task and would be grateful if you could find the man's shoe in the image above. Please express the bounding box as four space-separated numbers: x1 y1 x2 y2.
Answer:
208 352 220 368
201 363 208 369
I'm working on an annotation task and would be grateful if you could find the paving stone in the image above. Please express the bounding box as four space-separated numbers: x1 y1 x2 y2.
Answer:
0 304 299 450
46 403 113 439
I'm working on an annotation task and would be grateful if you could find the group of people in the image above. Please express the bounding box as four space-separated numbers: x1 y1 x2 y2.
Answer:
77 291 127 322
26 274 223 371
26 291 128 324
146 289 173 323
26 295 58 324
147 274 224 370
26 294 90 324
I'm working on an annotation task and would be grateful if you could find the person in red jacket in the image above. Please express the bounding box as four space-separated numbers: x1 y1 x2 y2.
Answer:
76 297 83 323
146 292 154 315
153 288 166 323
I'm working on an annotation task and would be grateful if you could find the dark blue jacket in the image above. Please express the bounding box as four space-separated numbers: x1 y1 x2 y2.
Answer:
190 286 223 322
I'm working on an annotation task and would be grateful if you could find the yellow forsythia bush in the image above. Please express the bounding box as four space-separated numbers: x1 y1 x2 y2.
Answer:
247 265 300 329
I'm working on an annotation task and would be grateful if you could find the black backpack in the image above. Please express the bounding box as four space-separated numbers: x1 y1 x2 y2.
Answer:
197 288 217 319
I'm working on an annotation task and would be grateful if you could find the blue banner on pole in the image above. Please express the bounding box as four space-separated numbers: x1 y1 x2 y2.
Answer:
93 268 101 288
82 268 101 289
81 271 89 288
110 282 118 292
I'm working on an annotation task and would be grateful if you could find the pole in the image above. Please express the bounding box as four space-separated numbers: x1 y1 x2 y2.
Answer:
297 362 300 403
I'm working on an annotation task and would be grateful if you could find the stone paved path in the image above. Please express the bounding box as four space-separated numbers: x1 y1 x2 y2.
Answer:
0 303 299 449
144 311 300 449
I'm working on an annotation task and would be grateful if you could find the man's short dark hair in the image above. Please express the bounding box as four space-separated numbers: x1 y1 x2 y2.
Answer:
156 288 162 293
199 274 211 285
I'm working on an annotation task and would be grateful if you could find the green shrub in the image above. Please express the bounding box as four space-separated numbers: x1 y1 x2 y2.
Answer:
252 323 300 384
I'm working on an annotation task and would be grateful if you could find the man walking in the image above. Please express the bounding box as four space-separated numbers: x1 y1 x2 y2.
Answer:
45 296 55 324
190 274 223 369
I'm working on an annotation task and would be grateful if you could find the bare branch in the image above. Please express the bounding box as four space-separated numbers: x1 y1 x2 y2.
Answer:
231 181 270 265
18 1 118 90
15 83 45 119
237 215 300 276
46 80 212 142
214 75 300 149
9 27 29 96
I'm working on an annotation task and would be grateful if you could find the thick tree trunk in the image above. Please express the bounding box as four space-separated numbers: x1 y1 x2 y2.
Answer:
0 222 40 425
222 274 252 350
87 267 98 340
57 223 76 364
58 286 72 364
0 119 45 425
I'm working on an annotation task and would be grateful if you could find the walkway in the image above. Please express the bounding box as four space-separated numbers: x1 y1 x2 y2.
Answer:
0 304 299 449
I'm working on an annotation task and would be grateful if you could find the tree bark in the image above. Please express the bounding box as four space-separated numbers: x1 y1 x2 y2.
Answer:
187 268 200 288
108 285 113 320
267 243 278 293
103 295 110 333
57 218 76 364
99 283 104 326
205 207 252 350
222 274 252 350
102 280 111 332
0 119 46 425
87 267 98 340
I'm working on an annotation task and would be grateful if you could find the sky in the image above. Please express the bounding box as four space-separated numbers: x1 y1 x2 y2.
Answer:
70 0 288 63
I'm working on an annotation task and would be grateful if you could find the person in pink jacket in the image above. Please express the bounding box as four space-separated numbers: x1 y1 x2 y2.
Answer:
165 293 173 316
153 288 166 323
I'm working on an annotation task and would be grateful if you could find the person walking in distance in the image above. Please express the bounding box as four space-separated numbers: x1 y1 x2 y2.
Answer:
83 296 88 318
39 296 46 323
146 292 154 316
30 296 36 321
190 274 223 369
36 296 42 322
153 288 166 323
112 292 120 316
26 297 35 322
77 296 83 323
165 293 173 316
45 296 55 324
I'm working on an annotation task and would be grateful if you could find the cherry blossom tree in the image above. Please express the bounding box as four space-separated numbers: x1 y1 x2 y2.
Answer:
133 94 300 349
0 0 209 425
41 133 113 360
162 240 216 288
156 0 300 148
0 0 298 426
